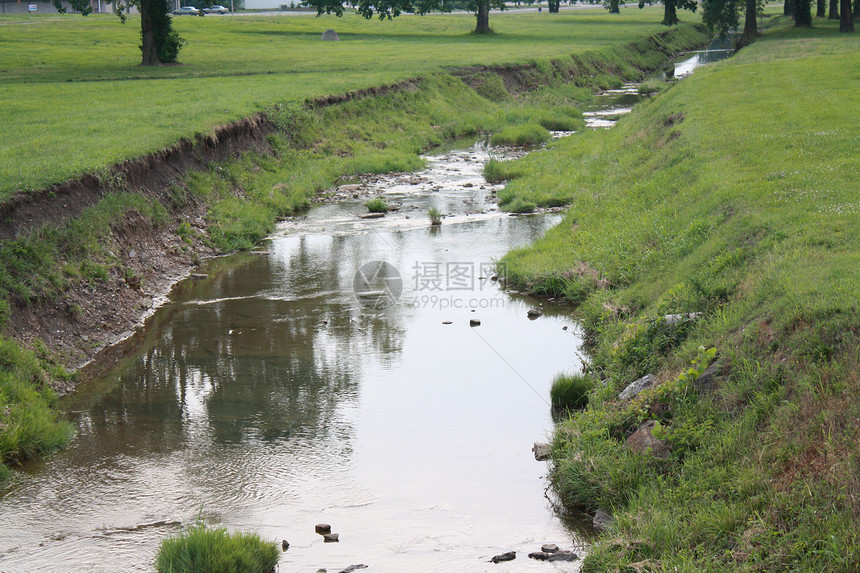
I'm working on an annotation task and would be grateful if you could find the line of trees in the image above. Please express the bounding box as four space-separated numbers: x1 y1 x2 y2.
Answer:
48 0 855 67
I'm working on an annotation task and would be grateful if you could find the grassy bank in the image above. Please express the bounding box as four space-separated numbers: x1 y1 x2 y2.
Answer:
500 17 860 571
0 8 680 198
0 24 706 483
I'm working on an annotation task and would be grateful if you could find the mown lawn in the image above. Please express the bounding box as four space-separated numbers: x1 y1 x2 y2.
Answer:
0 7 673 198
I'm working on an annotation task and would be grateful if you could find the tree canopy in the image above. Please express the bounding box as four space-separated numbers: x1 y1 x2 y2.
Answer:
304 0 506 34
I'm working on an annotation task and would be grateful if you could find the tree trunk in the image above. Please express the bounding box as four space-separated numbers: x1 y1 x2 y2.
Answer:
854 0 859 19
662 0 677 24
794 0 812 24
139 0 161 66
548 0 560 12
609 0 620 12
828 0 838 19
742 0 758 43
474 1 491 33
816 0 826 15
784 0 794 15
840 0 854 28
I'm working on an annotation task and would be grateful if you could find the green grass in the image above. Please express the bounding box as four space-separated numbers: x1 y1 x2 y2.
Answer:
489 122 551 146
428 207 442 225
0 8 688 198
0 336 75 482
499 16 860 572
550 372 596 411
365 197 389 213
155 522 280 573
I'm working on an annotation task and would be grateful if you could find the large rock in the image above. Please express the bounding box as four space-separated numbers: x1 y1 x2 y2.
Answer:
694 360 723 394
540 543 559 553
315 524 331 534
532 442 551 461
321 29 339 41
592 508 614 532
625 420 670 459
618 374 657 400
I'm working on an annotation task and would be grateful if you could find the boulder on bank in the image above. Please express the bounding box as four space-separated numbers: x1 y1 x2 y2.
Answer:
532 442 551 461
694 360 723 394
321 29 339 41
618 373 657 401
592 508 614 532
625 420 670 459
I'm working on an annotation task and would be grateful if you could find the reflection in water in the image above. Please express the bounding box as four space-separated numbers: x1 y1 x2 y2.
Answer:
0 144 584 573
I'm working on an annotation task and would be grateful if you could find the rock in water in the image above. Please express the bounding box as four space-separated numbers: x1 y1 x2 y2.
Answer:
315 523 331 534
527 308 543 319
490 551 516 563
469 319 481 327
321 29 339 41
282 539 290 551
593 508 614 532
532 442 551 461
323 533 340 543
541 543 559 553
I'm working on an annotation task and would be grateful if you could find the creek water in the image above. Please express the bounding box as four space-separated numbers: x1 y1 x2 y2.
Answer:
0 46 732 573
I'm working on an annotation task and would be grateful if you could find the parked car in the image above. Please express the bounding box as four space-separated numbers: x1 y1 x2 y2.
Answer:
203 4 229 13
172 6 199 14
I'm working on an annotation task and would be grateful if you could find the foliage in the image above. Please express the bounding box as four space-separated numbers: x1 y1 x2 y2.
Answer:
155 522 280 573
428 207 442 225
490 123 550 146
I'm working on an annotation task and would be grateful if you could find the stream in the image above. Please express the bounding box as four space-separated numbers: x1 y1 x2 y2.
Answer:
0 45 731 573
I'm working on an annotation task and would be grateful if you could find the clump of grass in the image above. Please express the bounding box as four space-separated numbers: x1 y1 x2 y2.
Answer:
155 522 280 573
490 123 551 146
483 158 524 184
428 207 442 225
637 78 666 95
550 373 596 411
365 197 389 213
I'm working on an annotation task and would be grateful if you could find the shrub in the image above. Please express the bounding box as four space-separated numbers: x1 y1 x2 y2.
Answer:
550 372 597 411
428 207 442 226
637 79 666 96
155 522 280 573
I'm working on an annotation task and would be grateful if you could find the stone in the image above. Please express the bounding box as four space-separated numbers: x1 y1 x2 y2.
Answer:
532 442 551 461
593 508 613 532
338 566 367 573
358 213 385 219
526 308 543 319
469 319 481 327
662 312 702 325
548 551 578 562
625 420 670 459
618 373 657 401
321 29 339 41
323 533 339 543
315 523 331 534
338 184 361 192
442 321 453 325
190 273 208 280
694 360 723 394
528 552 550 561
541 543 559 553
282 539 290 551
490 551 516 563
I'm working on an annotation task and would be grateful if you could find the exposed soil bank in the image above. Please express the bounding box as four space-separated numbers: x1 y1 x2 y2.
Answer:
0 24 707 477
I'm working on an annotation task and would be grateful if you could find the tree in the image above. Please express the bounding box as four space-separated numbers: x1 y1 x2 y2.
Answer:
816 0 825 16
637 0 696 25
305 0 505 34
547 0 560 12
840 0 854 29
828 0 838 20
794 0 812 25
603 0 621 13
702 0 739 38
48 0 185 65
